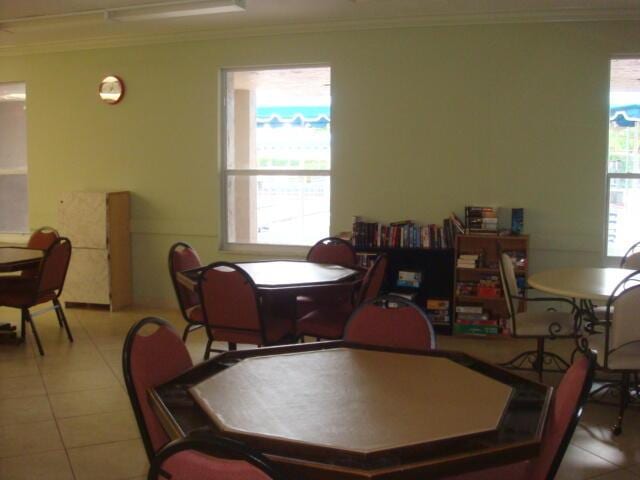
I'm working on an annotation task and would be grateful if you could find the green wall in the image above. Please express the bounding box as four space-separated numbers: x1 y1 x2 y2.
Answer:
1 21 638 306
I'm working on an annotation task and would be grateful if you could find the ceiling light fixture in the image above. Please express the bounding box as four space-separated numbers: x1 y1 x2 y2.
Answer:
106 0 246 22
0 0 246 32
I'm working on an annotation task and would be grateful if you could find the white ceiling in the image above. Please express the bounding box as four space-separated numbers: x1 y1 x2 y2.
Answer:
0 0 639 51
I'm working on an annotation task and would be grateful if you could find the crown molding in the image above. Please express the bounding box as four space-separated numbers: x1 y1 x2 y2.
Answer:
0 7 639 57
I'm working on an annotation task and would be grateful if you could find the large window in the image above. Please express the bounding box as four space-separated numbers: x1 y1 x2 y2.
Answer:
222 66 331 249
607 59 640 257
0 82 28 234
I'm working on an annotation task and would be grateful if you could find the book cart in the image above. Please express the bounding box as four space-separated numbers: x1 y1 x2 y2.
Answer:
453 234 529 337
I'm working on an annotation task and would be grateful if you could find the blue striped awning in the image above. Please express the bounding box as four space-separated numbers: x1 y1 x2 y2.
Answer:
610 105 640 127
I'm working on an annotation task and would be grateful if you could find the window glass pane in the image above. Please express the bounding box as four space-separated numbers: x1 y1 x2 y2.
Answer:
608 59 640 174
0 174 28 233
0 100 27 171
226 175 330 246
607 176 640 257
225 68 331 171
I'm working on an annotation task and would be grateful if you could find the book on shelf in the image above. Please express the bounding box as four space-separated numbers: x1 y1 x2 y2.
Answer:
389 291 417 301
396 271 422 288
465 206 499 233
456 313 490 322
456 253 480 268
455 305 483 314
351 217 460 249
426 298 450 326
453 323 500 335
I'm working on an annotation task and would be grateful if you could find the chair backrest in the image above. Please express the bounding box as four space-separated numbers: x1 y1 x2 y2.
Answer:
22 227 60 278
498 253 519 333
123 317 194 460
355 254 388 306
149 435 284 480
307 237 357 267
621 252 640 270
620 241 640 268
168 242 202 318
527 352 596 480
27 226 59 250
603 271 640 368
344 295 436 351
36 237 72 296
198 262 265 340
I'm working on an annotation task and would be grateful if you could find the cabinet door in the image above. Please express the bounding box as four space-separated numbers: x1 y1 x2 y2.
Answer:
63 248 110 305
58 192 107 249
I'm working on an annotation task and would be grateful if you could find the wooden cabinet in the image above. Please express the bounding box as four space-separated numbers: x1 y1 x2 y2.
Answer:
355 247 455 334
58 191 131 311
453 234 529 336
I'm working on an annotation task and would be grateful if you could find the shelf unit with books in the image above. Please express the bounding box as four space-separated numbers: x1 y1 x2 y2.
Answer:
453 233 529 337
355 246 455 335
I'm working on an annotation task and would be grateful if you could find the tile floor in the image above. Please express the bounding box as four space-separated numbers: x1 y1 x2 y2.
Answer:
0 305 638 479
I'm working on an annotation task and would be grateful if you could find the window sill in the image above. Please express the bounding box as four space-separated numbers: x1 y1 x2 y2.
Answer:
0 232 29 246
222 242 309 258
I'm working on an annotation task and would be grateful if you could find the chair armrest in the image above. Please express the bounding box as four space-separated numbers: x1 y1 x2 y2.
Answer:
149 429 285 480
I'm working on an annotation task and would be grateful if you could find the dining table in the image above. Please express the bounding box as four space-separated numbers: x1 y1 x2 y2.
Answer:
0 247 44 342
149 341 552 479
178 259 362 319
528 267 636 303
177 260 360 292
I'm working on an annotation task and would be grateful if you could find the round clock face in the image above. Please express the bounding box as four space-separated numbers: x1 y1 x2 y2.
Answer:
98 75 124 105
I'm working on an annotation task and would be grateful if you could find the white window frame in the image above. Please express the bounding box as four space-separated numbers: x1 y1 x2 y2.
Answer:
0 84 28 242
219 65 331 255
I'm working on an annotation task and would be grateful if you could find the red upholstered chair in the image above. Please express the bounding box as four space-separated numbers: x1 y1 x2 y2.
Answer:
198 262 295 359
0 237 73 356
344 295 436 351
444 352 596 480
27 226 59 250
148 432 285 480
123 316 194 460
168 242 205 342
306 237 357 267
296 237 358 317
296 254 388 340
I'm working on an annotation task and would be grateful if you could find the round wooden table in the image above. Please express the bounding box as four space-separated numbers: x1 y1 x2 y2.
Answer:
528 267 635 302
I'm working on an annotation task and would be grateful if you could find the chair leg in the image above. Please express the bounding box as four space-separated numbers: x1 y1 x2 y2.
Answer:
53 299 73 343
24 309 45 356
613 372 631 436
535 338 545 382
20 309 27 343
204 338 213 361
182 324 191 343
228 342 237 351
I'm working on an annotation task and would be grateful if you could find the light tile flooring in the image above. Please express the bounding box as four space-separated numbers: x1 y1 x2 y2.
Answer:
0 306 638 479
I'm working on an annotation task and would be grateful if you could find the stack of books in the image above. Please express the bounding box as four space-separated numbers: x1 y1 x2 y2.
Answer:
465 207 498 233
426 299 450 326
454 305 499 335
457 254 479 268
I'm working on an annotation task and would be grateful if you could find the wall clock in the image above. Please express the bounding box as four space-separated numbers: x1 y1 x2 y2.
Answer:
98 75 125 105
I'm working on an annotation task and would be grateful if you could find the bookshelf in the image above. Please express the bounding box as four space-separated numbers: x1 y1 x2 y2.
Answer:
453 234 529 336
355 246 455 335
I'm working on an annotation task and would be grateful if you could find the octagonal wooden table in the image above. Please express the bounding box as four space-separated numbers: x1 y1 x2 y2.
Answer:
149 342 552 479
0 247 43 273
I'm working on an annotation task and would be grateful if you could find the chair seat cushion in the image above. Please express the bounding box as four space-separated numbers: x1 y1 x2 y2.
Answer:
589 334 640 370
163 450 273 480
514 310 575 337
443 460 530 479
296 302 352 339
